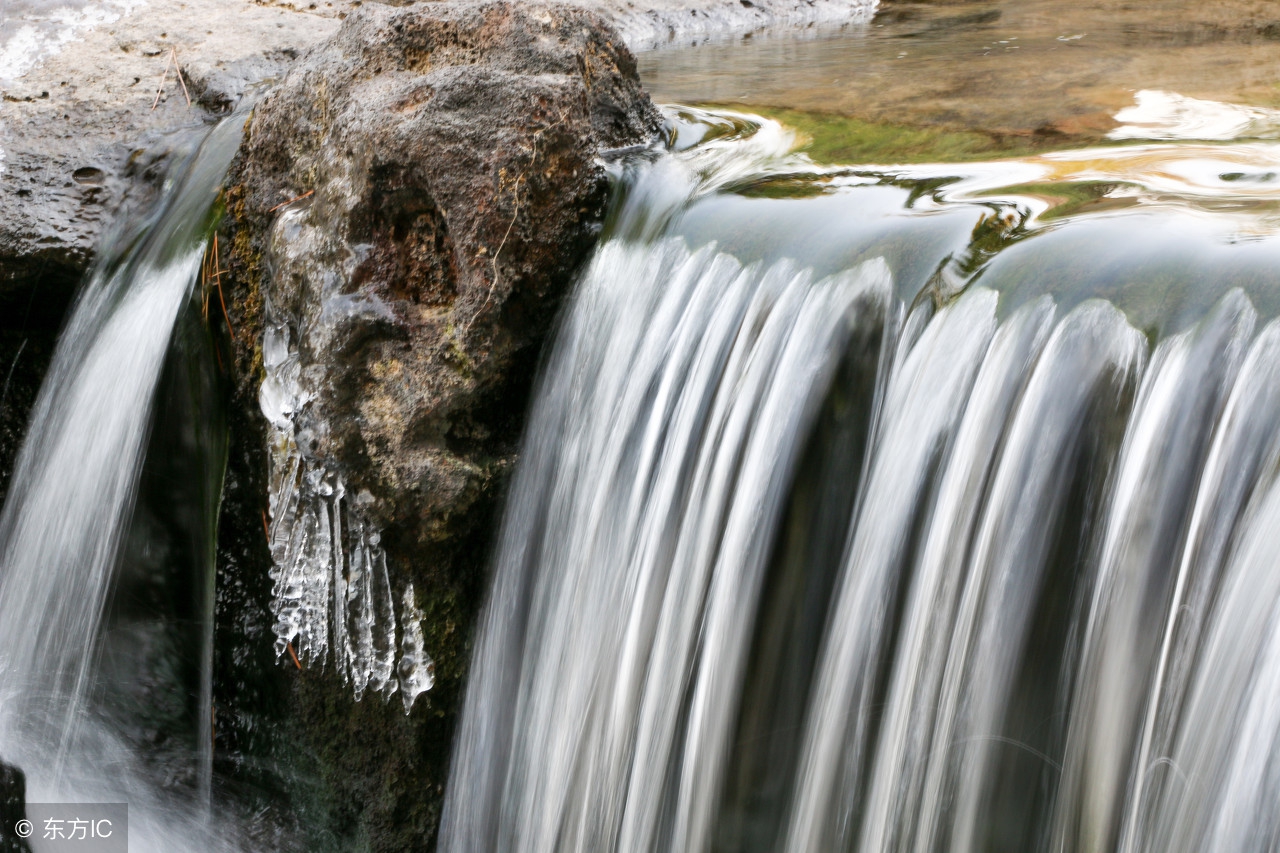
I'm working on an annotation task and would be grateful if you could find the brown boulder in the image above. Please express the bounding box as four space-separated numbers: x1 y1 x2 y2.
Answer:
213 2 659 848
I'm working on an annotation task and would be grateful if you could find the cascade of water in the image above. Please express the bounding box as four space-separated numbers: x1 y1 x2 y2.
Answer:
1129 318 1280 853
1051 292 1254 853
442 233 893 853
1119 318 1280 853
0 117 242 851
893 300 1147 853
1160 476 1280 853
783 286 1000 853
442 113 1280 853
854 294 1055 853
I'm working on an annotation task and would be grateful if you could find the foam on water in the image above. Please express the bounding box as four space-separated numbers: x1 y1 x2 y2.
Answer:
1109 90 1280 142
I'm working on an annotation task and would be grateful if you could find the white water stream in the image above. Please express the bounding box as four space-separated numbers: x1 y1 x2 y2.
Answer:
441 114 1280 853
0 117 242 852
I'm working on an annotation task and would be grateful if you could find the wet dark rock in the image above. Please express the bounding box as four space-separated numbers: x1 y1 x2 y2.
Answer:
0 328 55 510
214 2 659 849
0 760 30 853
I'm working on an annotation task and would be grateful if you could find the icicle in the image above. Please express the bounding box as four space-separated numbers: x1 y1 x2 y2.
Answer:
398 583 435 713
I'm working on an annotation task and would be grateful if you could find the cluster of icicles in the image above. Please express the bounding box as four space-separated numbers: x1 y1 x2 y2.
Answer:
259 319 434 712
439 146 1280 853
259 366 435 712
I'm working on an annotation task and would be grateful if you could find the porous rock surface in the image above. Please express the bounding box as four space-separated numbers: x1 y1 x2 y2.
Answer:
230 0 659 515
0 0 354 306
212 2 660 848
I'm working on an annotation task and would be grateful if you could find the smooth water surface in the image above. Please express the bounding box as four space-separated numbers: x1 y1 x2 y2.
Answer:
641 0 1280 142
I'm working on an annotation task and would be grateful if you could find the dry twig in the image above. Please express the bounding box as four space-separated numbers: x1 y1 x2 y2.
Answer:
463 108 573 338
211 234 237 341
151 47 191 110
201 240 212 320
268 189 314 213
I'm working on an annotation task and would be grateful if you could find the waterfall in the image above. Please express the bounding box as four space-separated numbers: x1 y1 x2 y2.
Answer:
0 116 243 851
441 113 1280 852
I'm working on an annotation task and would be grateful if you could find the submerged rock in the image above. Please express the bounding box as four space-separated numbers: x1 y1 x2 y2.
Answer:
215 1 659 847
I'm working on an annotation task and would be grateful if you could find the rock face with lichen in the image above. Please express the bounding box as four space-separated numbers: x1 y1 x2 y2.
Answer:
212 2 660 848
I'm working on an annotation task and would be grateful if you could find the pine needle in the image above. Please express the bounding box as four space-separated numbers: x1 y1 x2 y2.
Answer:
172 48 192 107
268 189 314 213
150 49 173 110
151 47 191 109
212 233 237 341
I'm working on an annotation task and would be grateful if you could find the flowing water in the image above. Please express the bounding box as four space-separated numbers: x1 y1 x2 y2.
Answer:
440 52 1280 852
0 115 241 851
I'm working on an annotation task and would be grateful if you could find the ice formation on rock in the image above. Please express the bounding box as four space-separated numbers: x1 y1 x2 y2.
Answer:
260 211 433 711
